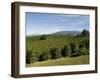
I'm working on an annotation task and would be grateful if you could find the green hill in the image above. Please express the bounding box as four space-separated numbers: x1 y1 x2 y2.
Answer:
26 35 88 53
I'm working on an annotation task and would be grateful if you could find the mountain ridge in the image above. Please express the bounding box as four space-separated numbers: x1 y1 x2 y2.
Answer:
51 31 81 36
27 31 81 37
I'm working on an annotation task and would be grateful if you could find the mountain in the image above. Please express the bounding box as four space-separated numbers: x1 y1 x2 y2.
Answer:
51 31 81 36
27 31 81 37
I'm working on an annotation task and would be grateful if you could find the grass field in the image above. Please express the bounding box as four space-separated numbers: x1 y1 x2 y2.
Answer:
26 55 89 67
26 35 89 67
26 35 88 53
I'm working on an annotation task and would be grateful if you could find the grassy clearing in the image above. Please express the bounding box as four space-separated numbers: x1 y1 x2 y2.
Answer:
26 55 89 67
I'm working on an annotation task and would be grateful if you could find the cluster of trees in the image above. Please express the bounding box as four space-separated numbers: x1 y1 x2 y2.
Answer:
39 35 47 40
75 29 89 37
26 39 89 64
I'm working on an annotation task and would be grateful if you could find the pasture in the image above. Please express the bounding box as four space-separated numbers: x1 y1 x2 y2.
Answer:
26 35 89 67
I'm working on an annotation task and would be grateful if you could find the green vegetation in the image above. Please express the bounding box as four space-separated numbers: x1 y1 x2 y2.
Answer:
50 48 62 59
39 35 47 40
26 29 89 67
39 51 51 61
26 55 89 67
61 44 71 57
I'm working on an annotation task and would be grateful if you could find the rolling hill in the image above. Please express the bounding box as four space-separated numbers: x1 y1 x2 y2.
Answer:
51 31 81 36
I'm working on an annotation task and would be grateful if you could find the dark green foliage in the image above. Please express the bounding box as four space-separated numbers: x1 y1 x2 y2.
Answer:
70 42 80 57
79 39 89 50
26 49 33 64
79 47 88 55
70 42 75 53
26 49 40 64
81 29 89 37
79 42 85 48
75 29 89 37
61 44 71 57
70 42 79 53
50 48 62 59
39 51 51 61
78 39 89 55
31 51 40 63
39 35 47 40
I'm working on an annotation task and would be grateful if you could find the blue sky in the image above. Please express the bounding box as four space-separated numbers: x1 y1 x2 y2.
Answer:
26 12 89 36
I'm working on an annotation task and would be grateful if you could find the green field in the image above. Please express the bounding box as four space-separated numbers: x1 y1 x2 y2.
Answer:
26 34 89 67
26 35 88 53
26 55 89 67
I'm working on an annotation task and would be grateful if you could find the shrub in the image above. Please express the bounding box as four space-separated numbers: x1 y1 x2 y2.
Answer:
79 39 89 50
39 35 47 40
79 42 85 48
50 48 62 59
26 49 41 64
61 44 71 57
79 47 88 55
26 48 32 64
70 42 79 57
39 51 51 61
70 42 79 53
31 51 40 63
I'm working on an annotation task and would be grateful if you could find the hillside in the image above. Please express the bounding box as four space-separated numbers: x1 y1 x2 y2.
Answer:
26 55 89 67
51 31 81 36
27 31 81 37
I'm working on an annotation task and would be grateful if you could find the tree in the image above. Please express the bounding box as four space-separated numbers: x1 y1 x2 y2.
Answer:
31 51 40 63
39 51 51 61
79 39 89 50
26 49 41 64
79 47 88 55
26 49 32 64
75 29 89 37
61 44 71 57
50 48 62 59
39 35 47 40
70 42 79 57
81 29 89 37
70 42 79 53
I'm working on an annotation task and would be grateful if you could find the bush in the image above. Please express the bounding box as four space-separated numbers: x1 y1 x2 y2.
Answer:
79 39 89 50
26 49 33 64
79 47 88 55
31 51 40 63
69 42 79 57
39 35 47 40
50 48 62 59
26 49 41 64
61 44 71 57
39 51 51 61
79 42 85 48
70 42 79 53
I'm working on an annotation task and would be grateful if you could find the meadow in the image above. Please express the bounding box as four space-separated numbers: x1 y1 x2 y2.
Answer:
26 55 89 67
26 30 89 67
26 35 88 54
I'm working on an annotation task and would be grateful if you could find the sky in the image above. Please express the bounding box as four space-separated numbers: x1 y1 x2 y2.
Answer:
25 12 90 36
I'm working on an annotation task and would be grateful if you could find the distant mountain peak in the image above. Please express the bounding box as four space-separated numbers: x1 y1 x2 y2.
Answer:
51 31 81 36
